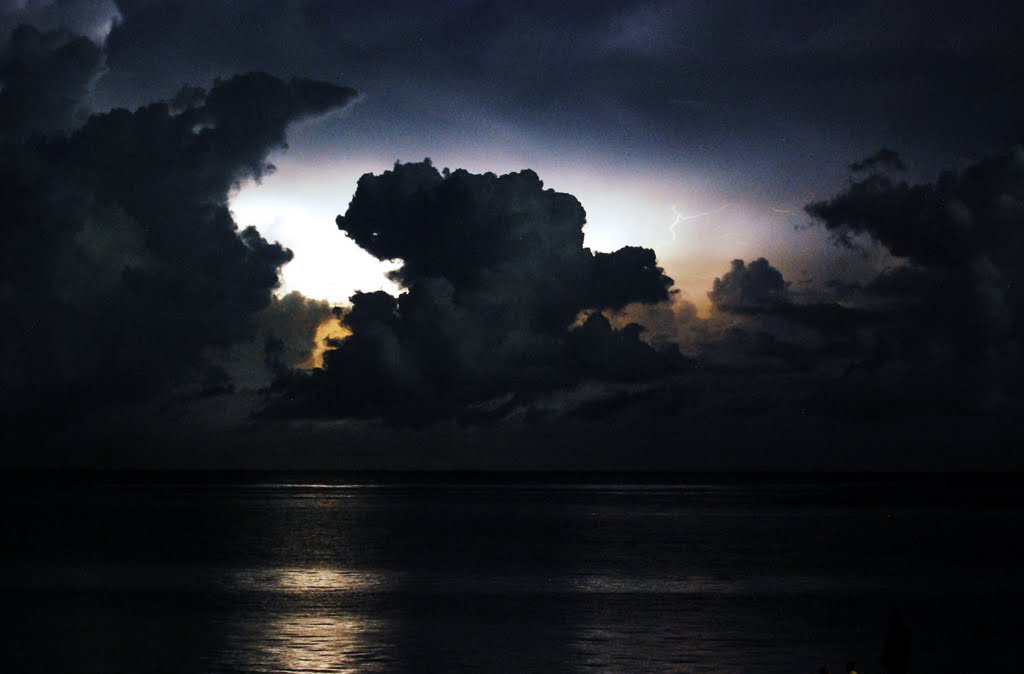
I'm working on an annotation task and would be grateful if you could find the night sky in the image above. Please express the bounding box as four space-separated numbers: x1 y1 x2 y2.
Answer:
3 0 1024 469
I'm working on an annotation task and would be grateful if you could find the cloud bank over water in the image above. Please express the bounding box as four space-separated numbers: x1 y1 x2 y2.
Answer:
3 2 1024 468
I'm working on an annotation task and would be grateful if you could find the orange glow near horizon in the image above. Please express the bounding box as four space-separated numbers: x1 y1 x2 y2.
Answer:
234 152 884 327
300 318 352 370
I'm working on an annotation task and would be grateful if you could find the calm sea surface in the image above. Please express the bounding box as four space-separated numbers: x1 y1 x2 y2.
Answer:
1 473 1021 673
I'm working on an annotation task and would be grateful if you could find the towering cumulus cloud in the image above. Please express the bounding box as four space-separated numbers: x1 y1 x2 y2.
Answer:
708 258 789 312
0 69 357 426
272 160 679 423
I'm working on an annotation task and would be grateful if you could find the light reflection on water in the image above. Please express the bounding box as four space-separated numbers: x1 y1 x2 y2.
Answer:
4 479 1022 673
219 567 394 673
222 610 391 674
231 567 395 594
219 565 730 672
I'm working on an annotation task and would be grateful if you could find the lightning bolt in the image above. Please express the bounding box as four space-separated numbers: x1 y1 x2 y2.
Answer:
668 202 732 241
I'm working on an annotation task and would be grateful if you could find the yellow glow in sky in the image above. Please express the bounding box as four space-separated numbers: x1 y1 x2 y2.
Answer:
230 151 872 316
301 317 352 369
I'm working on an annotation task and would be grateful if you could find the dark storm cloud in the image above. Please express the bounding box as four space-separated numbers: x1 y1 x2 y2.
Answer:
0 24 105 138
258 292 334 369
849 148 906 173
805 146 1024 359
5 1 1024 468
0 66 357 425
335 162 672 318
614 144 1024 425
703 257 873 342
168 82 204 111
1 0 124 138
88 0 1024 199
797 147 1024 414
220 291 334 390
648 257 846 376
269 160 678 423
0 0 121 43
707 258 789 312
807 147 1024 272
566 312 687 382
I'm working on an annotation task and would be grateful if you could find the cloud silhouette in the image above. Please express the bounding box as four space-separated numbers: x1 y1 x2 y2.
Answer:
0 24 106 138
799 148 1024 413
849 148 906 173
267 146 1024 428
807 147 1024 345
0 69 357 426
270 160 678 423
807 147 1024 272
708 258 789 312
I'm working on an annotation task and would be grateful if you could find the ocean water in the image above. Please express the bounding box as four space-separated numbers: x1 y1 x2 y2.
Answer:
1 473 1021 673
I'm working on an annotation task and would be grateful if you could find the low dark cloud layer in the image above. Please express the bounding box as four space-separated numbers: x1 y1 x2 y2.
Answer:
1 59 356 425
270 160 678 422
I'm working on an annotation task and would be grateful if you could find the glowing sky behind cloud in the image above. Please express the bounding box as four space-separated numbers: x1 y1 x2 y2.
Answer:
230 158 402 304
231 137 889 313
86 0 1008 318
6 0 1024 472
